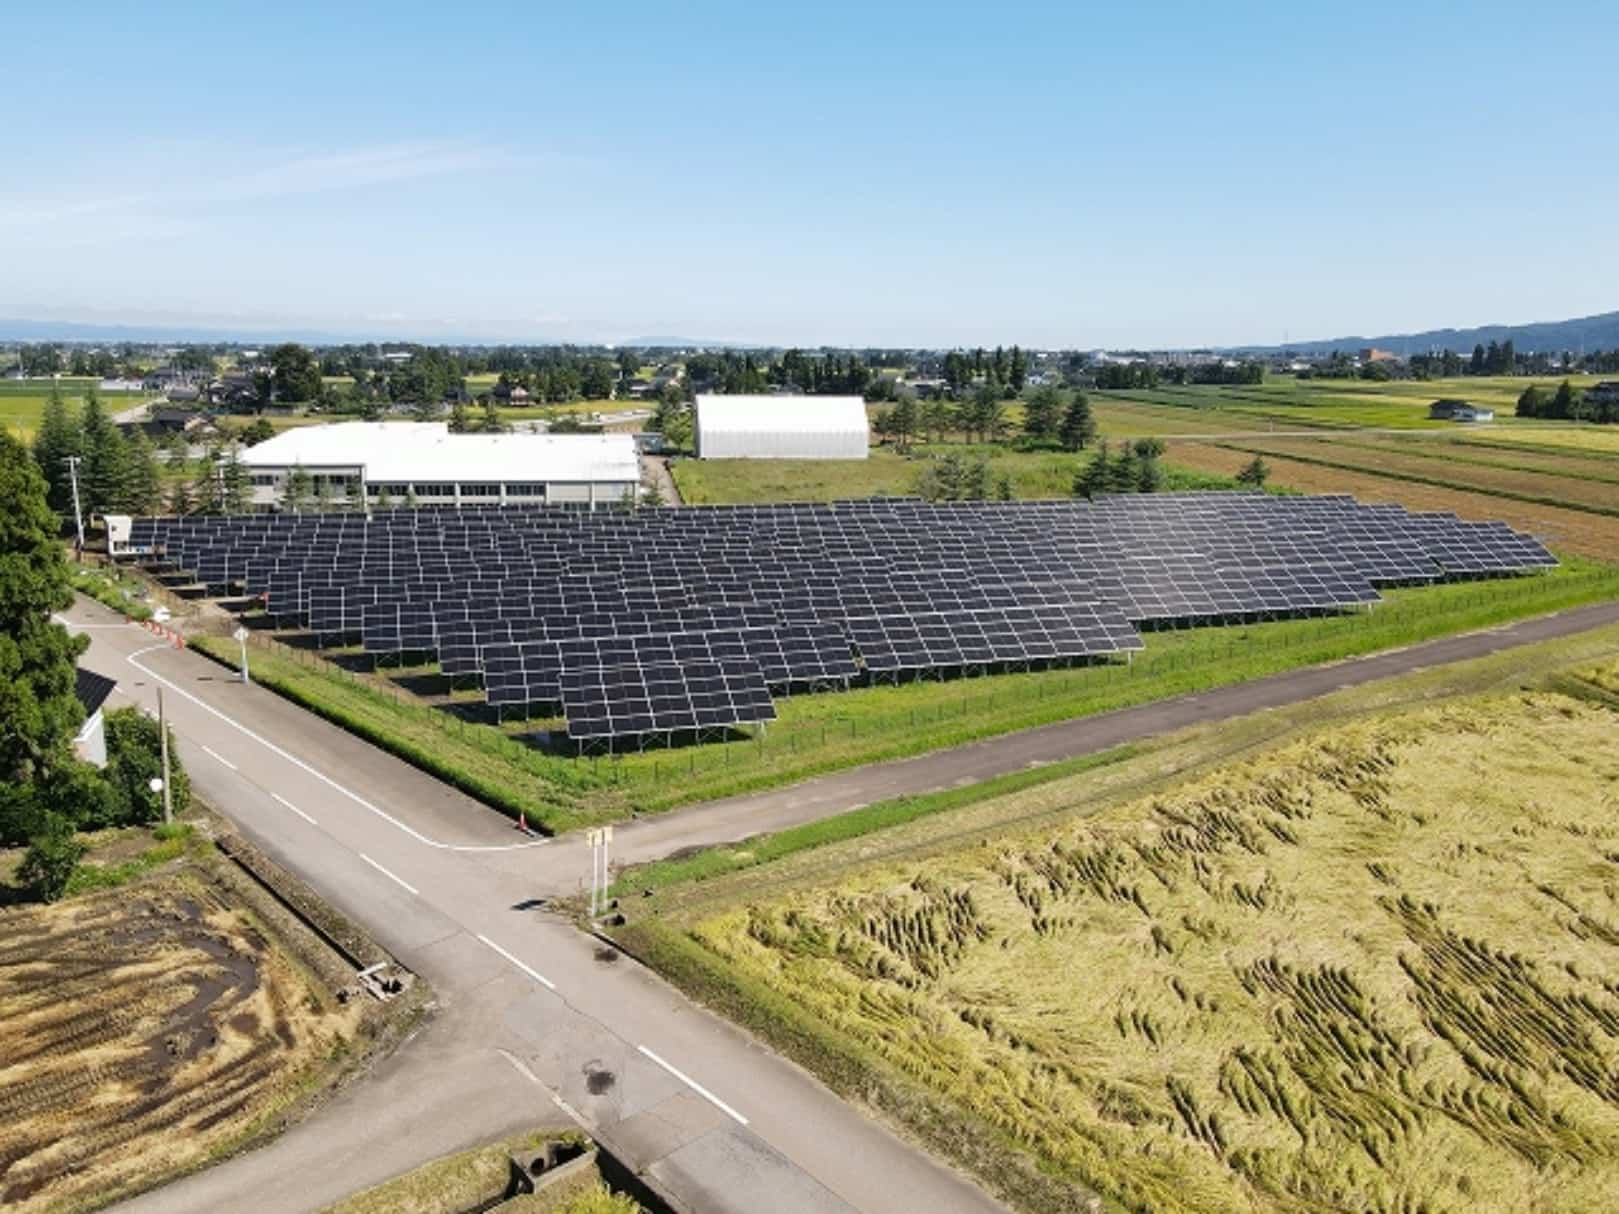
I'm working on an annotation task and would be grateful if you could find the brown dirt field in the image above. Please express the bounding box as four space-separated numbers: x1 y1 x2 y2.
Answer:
1225 436 1619 513
0 872 362 1212
1165 441 1619 558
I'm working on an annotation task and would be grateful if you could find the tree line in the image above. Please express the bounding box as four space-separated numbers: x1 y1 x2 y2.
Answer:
31 386 262 524
1 430 189 900
1516 379 1618 423
874 384 1098 453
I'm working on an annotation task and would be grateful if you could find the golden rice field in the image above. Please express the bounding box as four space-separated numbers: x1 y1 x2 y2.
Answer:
0 874 359 1211
667 665 1619 1213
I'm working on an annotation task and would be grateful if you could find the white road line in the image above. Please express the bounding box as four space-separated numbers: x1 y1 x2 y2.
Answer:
271 792 318 825
200 744 237 771
476 933 558 991
498 1049 542 1085
359 852 419 896
118 644 548 853
637 1045 749 1126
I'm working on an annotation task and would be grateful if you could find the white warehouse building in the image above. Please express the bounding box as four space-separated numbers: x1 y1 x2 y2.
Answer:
238 422 641 509
693 394 869 460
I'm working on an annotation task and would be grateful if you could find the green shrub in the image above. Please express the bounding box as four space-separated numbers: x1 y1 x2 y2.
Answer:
18 814 85 902
103 707 189 826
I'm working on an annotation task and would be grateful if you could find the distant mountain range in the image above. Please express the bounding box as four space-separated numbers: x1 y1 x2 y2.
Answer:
3 310 1615 355
0 316 756 349
1235 310 1619 357
0 317 579 346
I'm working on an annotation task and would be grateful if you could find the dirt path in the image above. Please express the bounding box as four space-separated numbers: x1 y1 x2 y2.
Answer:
639 453 682 506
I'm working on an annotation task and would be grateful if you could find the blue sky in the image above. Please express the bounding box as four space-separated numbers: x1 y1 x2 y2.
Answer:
4 1 1616 348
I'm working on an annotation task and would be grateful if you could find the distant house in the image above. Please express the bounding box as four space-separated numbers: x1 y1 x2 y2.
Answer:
491 382 531 404
134 405 206 437
1587 381 1619 407
73 667 117 767
1359 347 1401 363
1429 398 1494 423
206 372 261 409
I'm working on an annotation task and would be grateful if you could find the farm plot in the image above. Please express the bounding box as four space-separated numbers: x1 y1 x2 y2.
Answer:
641 667 1619 1213
1164 440 1619 558
1465 428 1619 458
0 873 361 1211
1325 434 1619 486
1218 435 1619 514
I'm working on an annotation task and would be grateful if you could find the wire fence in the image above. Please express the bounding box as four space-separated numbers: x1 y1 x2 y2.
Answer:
193 566 1619 804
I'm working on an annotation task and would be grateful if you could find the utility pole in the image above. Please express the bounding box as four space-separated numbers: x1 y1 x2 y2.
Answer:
157 685 173 826
63 455 85 554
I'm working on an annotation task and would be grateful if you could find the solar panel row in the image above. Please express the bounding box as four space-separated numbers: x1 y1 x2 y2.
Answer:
129 493 1557 741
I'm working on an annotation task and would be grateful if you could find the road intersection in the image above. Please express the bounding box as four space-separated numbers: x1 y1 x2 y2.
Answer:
81 593 1619 1212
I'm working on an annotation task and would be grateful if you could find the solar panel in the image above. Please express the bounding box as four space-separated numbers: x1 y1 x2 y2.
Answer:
127 492 1558 739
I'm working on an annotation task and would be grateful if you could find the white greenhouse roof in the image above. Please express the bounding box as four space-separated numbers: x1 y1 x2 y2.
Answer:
693 394 870 459
694 394 869 435
239 422 639 484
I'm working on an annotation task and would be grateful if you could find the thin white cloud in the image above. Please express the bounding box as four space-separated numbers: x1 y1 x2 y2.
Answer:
0 140 493 230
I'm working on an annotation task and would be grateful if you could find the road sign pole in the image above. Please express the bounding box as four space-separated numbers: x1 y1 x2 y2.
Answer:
234 625 251 684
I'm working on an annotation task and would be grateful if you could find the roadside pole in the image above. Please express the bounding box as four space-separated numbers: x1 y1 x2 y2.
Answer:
157 686 173 825
63 455 85 554
234 625 251 684
586 826 614 918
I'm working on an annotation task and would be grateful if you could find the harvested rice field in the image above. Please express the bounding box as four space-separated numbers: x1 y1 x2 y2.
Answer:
631 654 1619 1213
0 871 364 1212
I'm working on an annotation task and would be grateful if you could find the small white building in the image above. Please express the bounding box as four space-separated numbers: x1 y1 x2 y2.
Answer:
238 422 640 509
693 395 869 460
74 667 117 768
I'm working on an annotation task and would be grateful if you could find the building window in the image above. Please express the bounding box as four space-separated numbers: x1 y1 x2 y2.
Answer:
413 483 452 497
251 474 276 487
505 482 546 498
459 483 500 498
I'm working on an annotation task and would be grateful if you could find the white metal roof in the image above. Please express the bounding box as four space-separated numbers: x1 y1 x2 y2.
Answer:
694 394 869 435
239 422 639 484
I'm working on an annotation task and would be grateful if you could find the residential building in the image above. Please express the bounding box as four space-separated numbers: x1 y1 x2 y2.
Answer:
73 667 117 767
1428 399 1494 422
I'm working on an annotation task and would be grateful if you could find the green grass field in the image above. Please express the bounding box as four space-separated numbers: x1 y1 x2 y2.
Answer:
189 558 1619 834
0 379 148 440
672 444 1239 504
616 629 1619 1214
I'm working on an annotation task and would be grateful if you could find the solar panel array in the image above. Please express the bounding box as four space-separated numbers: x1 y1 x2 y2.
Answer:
129 494 1557 741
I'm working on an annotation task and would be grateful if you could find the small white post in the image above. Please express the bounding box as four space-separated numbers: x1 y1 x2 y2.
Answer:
234 625 251 684
586 828 601 918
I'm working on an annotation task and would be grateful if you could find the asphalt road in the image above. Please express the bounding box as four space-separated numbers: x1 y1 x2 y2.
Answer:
72 599 998 1214
86 593 1619 1212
